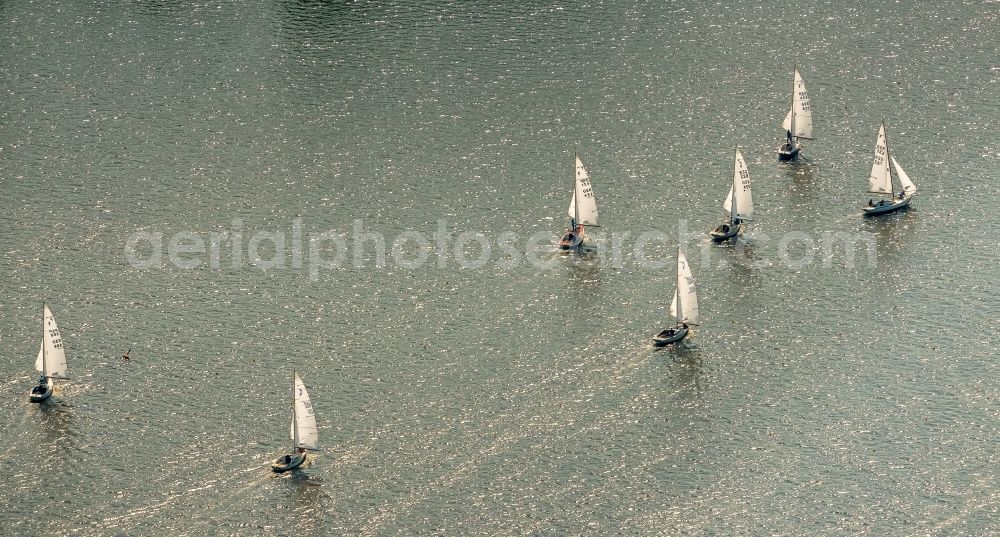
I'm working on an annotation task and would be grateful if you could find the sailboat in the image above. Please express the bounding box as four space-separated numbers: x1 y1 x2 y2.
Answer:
863 121 917 216
778 67 813 160
29 303 69 403
710 148 753 241
653 247 699 346
273 372 319 472
558 154 599 251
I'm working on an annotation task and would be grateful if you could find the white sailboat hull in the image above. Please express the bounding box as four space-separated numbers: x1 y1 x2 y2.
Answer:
863 195 912 216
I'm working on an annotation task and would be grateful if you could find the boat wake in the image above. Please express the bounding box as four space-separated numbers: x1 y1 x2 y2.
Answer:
356 340 669 535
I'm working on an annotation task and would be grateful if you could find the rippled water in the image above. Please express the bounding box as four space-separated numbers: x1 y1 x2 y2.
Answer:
1 1 998 534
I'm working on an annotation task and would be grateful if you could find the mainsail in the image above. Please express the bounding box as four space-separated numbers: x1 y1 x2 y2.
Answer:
868 124 893 194
290 373 319 451
669 249 700 325
567 156 598 226
722 149 753 222
781 69 813 140
36 305 68 379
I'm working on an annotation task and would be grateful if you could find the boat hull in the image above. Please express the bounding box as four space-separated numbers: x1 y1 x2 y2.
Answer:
863 195 911 216
777 143 800 161
272 453 306 473
653 326 689 347
710 223 741 242
29 384 52 403
558 230 589 251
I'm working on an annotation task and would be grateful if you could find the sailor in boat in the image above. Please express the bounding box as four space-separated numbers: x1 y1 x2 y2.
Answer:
868 199 874 207
898 191 905 200
563 217 582 247
779 129 794 152
122 348 130 362
714 217 740 236
31 375 47 394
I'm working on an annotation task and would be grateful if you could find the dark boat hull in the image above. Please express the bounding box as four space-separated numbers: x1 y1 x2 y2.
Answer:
272 452 306 473
653 326 689 347
558 231 589 251
863 195 911 216
710 223 741 242
777 144 800 161
29 384 52 403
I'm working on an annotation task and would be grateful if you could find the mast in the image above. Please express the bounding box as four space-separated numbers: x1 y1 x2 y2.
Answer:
884 120 896 195
675 248 683 323
41 301 47 379
730 187 738 224
789 66 797 142
573 150 581 229
731 146 738 224
292 372 299 451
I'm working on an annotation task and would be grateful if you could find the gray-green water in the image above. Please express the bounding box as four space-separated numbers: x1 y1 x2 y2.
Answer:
2 1 998 534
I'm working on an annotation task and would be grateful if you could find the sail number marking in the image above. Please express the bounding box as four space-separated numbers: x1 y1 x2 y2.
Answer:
47 328 62 349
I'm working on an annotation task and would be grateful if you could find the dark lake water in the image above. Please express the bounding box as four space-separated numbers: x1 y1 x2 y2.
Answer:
1 1 998 534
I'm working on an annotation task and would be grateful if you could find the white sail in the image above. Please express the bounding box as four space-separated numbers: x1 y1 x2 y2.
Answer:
292 373 319 451
35 341 44 372
567 156 598 226
868 124 892 194
891 156 917 194
722 149 753 221
669 249 699 325
781 69 813 139
41 305 68 379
